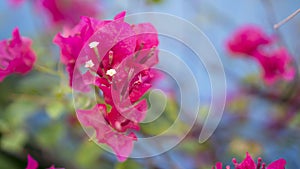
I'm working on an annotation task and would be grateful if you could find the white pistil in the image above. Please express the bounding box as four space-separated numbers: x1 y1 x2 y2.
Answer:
106 69 117 77
89 41 99 48
84 60 95 68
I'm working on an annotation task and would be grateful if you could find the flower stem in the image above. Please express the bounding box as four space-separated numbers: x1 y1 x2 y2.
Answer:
34 64 63 78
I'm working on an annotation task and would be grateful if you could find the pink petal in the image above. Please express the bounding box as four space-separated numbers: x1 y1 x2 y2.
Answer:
238 152 256 169
213 162 223 169
129 82 152 103
47 165 65 169
114 11 126 21
132 23 159 51
267 159 286 169
104 105 140 132
77 104 136 161
53 16 103 89
91 20 136 67
26 155 39 169
226 25 272 55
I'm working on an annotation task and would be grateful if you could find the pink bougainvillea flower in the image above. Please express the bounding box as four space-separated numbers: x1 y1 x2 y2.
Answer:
226 25 272 55
253 47 295 85
26 154 63 169
66 11 159 161
0 28 36 82
54 11 159 89
83 50 158 161
212 153 286 169
54 12 135 88
77 104 137 162
92 48 158 133
266 159 287 169
39 0 100 27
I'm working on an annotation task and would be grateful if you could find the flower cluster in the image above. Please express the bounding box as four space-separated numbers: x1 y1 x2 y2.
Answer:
213 153 286 169
226 25 295 84
54 11 159 161
0 28 36 82
26 154 63 169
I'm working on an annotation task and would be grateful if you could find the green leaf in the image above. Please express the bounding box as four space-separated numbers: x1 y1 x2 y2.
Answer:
115 159 142 169
36 122 63 147
289 112 300 128
140 98 184 136
4 99 38 127
0 119 9 133
75 139 103 168
46 101 65 119
1 129 27 153
18 73 59 94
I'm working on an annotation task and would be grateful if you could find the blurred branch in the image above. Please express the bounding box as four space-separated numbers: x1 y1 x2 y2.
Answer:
9 93 49 105
34 64 62 77
274 8 300 29
261 0 300 104
224 64 300 108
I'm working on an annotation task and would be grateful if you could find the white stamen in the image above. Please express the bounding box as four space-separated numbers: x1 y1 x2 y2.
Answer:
85 60 95 68
106 69 117 77
134 74 143 85
138 74 142 82
89 41 99 48
109 51 114 65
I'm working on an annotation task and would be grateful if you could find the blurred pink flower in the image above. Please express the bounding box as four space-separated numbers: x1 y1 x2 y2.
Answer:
226 25 272 55
226 25 295 84
9 0 25 6
26 154 63 169
40 0 100 26
212 153 286 169
26 155 38 169
0 28 36 82
254 48 295 85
